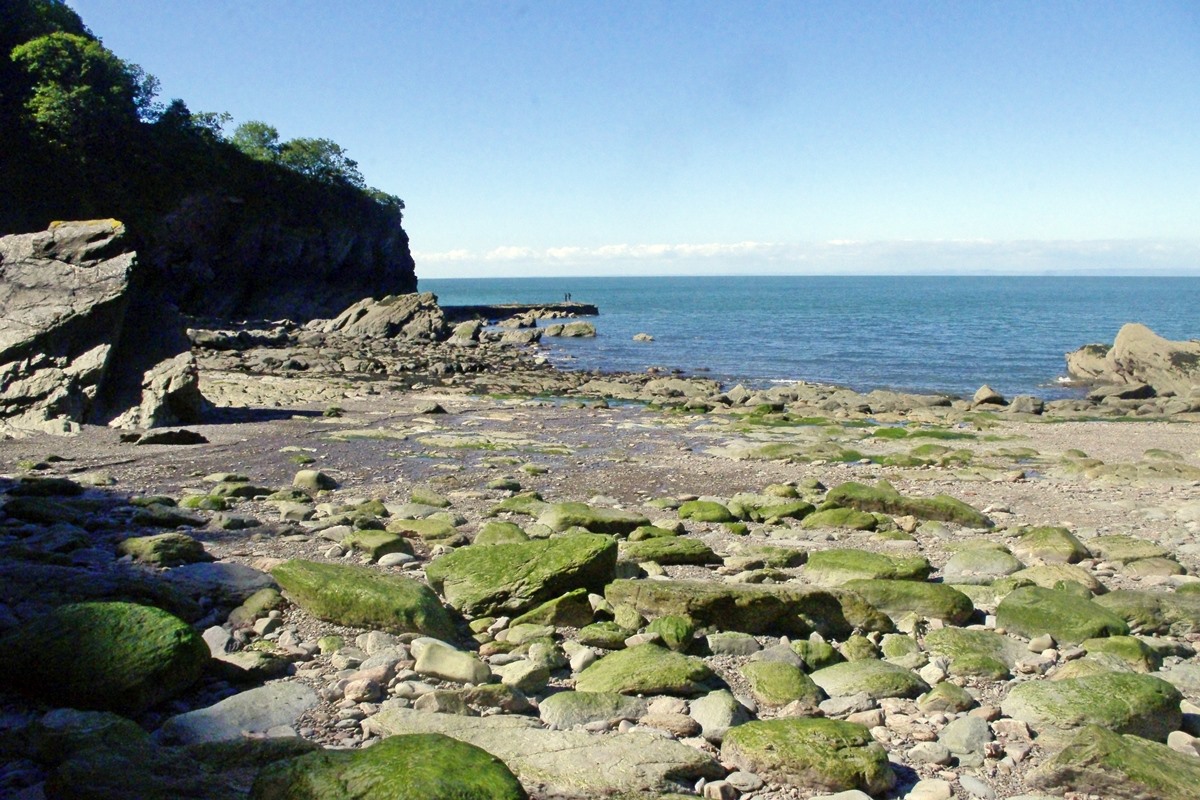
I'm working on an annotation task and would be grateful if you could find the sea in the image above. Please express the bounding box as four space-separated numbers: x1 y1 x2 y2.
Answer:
419 276 1200 401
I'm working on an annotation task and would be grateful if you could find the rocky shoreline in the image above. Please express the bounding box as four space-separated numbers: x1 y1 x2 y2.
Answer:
3 290 1200 799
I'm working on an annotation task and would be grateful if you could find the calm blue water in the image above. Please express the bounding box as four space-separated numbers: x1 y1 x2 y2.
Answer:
419 276 1200 399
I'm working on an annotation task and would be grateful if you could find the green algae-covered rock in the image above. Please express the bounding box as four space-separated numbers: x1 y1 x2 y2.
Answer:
620 537 718 566
810 659 929 700
646 615 696 652
721 718 895 794
341 530 415 562
475 521 530 545
605 578 892 639
535 503 649 535
800 507 878 531
843 578 974 625
385 517 464 545
578 621 630 650
627 525 679 541
918 681 977 713
677 500 735 523
942 546 1024 585
1087 534 1168 564
791 639 844 671
742 660 824 708
409 487 451 508
0 601 208 715
805 548 931 586
752 500 816 522
1002 672 1182 742
510 588 594 628
252 733 527 800
272 560 456 639
996 586 1129 644
426 534 617 616
879 633 926 669
117 532 213 567
1082 635 1162 673
924 627 1024 680
824 480 992 528
1012 526 1091 564
575 643 715 696
840 634 880 662
488 492 547 517
538 691 648 730
723 544 808 571
1029 725 1200 800
1094 589 1200 636
227 587 285 628
1011 563 1106 595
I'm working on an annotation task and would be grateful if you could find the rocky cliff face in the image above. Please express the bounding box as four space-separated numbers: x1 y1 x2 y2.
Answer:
1066 323 1200 399
143 192 416 322
0 220 204 434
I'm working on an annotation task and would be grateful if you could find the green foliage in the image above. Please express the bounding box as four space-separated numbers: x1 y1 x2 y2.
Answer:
230 120 282 161
279 136 365 188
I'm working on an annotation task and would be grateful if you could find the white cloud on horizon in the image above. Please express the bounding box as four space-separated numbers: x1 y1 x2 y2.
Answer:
413 239 1200 278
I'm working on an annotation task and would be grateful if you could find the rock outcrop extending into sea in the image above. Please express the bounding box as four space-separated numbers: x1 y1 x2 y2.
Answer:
2 269 1200 799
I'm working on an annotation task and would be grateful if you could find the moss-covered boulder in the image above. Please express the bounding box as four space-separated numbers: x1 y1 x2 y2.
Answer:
1029 725 1200 800
824 480 992 528
578 621 630 649
918 681 977 713
605 578 892 639
805 548 931 586
117 533 213 567
800 507 878 531
475 521 530 545
252 733 526 799
1012 526 1091 564
1002 672 1182 742
792 639 845 671
575 643 715 696
426 534 617 616
742 660 824 708
535 503 649 535
996 586 1129 644
0 601 209 715
810 659 929 700
341 530 415 562
1081 635 1162 673
723 544 808 571
620 537 718 566
924 627 1025 680
843 579 974 625
721 718 895 794
677 500 735 523
272 560 457 639
942 546 1023 585
487 492 548 517
752 500 816 522
627 524 679 541
385 517 465 545
1093 589 1200 636
1087 534 1168 564
510 588 594 628
645 615 696 652
1011 563 1106 595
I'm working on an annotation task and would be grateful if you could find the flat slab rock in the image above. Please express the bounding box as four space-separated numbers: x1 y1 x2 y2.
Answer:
155 681 319 745
362 703 723 796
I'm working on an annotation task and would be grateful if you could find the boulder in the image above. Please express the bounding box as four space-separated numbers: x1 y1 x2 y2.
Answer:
721 718 895 794
1012 526 1091 564
1065 323 1200 397
1002 671 1182 742
0 601 209 715
809 659 930 700
271 559 457 639
156 682 319 745
996 586 1129 644
575 643 715 696
252 733 527 800
1093 590 1200 636
425 534 617 616
824 481 992 528
805 548 931 585
924 627 1025 679
943 546 1024 585
318 292 446 340
842 579 974 625
620 537 718 565
1030 725 1200 800
534 502 650 534
742 660 824 708
538 691 648 730
0 220 204 433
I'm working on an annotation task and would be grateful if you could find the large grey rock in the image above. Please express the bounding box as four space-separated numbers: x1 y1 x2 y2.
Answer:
1002 671 1182 743
319 292 446 340
155 682 319 744
538 691 648 730
1029 725 1200 800
0 220 204 433
1066 323 1200 397
363 703 723 796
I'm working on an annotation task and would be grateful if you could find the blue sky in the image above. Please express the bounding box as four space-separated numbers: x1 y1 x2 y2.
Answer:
68 1 1200 276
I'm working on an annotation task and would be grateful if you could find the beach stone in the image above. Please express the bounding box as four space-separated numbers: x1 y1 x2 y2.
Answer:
721 718 895 794
415 640 492 684
842 578 974 625
938 715 993 756
156 682 318 745
475 520 530 545
538 691 648 729
251 732 526 800
364 705 723 796
1094 589 1200 635
271 559 457 639
907 741 953 766
1028 724 1200 800
645 614 696 652
510 588 594 628
958 775 997 799
824 480 992 528
1082 635 1162 673
924 627 1024 679
1088 534 1169 564
942 547 1023 584
627 524 680 541
0 601 209 715
426 533 617 616
535 502 649 535
385 516 465 545
907 779 954 800
800 507 879 531
917 681 977 713
620 537 718 565
1001 671 1182 742
996 586 1129 644
1012 563 1106 594
117 532 212 566
690 688 753 743
341 530 414 562
605 578 892 638
575 643 715 696
792 639 845 671
805 549 931 586
707 631 761 656
1011 526 1090 564
809 659 929 700
166 561 277 603
493 659 550 693
742 660 825 708
879 633 926 669
1123 556 1184 577
678 499 736 523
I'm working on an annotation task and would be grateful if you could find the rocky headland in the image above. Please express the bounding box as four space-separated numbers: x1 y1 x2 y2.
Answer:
2 267 1200 799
